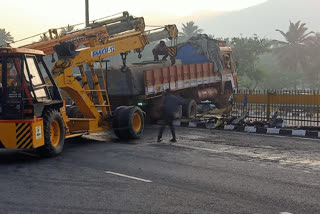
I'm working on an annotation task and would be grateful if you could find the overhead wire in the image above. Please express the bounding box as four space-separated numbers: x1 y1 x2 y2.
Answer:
12 11 126 44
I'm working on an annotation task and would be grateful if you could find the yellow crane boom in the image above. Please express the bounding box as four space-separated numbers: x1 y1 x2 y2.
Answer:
19 11 146 55
51 32 149 136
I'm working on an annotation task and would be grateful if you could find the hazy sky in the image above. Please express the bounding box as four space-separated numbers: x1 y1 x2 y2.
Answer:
1 0 267 44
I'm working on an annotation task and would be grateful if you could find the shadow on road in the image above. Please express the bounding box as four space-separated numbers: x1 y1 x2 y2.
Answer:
65 135 140 146
0 149 41 164
0 134 142 164
110 138 141 145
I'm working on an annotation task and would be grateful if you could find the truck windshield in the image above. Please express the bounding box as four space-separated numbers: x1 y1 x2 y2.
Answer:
222 53 232 69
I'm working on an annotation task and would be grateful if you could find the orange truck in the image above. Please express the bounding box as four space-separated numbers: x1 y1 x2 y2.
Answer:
104 37 238 121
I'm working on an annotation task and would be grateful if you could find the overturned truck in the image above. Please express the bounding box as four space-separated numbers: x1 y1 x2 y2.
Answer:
104 35 238 121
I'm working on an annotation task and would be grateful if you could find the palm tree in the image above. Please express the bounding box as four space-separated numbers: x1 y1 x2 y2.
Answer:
274 21 315 89
0 29 14 47
179 21 203 41
276 21 314 46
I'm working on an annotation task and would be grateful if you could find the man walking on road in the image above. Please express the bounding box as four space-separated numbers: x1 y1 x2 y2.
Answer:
157 92 185 143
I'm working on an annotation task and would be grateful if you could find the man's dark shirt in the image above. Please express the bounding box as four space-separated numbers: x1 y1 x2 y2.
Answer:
153 43 168 53
162 94 185 116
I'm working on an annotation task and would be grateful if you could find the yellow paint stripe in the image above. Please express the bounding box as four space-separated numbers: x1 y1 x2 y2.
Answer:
169 50 176 56
168 47 177 57
21 139 32 149
17 123 25 131
25 141 33 149
17 126 30 141
17 124 29 137
17 132 31 148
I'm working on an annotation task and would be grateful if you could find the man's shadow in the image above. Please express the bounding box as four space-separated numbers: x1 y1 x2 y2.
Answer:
0 134 140 164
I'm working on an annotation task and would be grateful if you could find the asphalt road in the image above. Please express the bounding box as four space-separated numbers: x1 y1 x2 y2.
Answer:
0 126 319 214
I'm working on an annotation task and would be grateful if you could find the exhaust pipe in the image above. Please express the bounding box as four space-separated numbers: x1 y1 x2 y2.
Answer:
85 0 89 27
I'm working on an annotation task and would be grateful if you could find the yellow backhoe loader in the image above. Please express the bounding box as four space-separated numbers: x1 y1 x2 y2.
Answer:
0 30 150 156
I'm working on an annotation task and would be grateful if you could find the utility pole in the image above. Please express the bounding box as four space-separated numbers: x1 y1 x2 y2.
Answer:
85 0 89 27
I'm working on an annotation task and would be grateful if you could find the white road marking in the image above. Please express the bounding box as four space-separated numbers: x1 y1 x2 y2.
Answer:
280 212 294 214
105 171 153 183
222 129 320 142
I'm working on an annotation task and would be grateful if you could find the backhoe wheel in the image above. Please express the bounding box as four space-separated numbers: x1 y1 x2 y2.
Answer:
182 99 197 119
112 106 144 139
38 109 66 157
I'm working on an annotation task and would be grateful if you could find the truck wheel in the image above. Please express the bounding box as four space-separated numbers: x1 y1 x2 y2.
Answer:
37 109 66 157
112 106 127 138
182 99 197 119
112 106 144 139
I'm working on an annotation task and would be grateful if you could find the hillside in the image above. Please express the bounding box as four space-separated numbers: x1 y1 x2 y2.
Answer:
196 0 320 39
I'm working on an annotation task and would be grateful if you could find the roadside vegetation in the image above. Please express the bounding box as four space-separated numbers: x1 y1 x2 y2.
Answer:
179 20 320 90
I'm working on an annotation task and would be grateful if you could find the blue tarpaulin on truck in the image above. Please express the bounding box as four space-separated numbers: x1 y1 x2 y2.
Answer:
175 44 210 65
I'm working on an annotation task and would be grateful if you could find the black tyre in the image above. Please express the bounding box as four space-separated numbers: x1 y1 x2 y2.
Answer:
112 106 127 138
112 106 144 139
65 97 74 105
66 105 83 118
37 109 66 157
182 99 197 119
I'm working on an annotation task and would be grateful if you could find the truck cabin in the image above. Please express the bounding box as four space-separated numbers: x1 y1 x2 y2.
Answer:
0 48 62 119
220 47 234 71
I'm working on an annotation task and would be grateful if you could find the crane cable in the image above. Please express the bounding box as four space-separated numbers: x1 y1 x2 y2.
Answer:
12 12 126 44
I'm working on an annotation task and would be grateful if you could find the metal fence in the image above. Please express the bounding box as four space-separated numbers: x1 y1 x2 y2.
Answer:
231 90 320 127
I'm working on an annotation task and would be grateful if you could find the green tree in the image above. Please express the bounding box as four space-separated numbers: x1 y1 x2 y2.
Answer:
230 35 271 90
276 21 314 46
179 21 203 42
0 29 14 47
274 21 315 89
304 33 320 88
